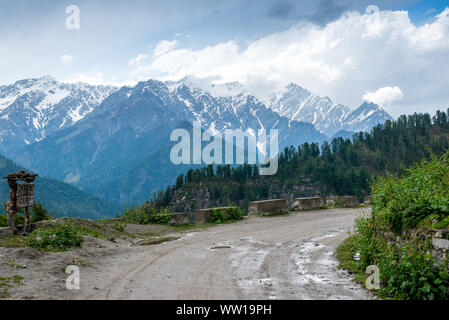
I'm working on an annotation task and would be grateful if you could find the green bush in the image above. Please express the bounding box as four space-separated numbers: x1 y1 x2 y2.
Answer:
346 152 449 300
29 224 84 251
112 220 127 232
210 207 245 224
31 203 53 223
121 205 173 225
371 153 449 234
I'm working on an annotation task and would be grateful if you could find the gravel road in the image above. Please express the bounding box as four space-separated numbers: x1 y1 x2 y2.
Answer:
72 208 375 300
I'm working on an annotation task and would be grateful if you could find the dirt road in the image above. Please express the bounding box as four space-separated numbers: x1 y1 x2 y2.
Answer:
71 208 374 300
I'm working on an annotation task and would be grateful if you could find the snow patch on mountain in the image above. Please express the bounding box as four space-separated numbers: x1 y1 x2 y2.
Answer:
264 83 392 137
0 76 117 155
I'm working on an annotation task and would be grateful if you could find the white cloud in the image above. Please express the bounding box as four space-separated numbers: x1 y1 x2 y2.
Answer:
128 54 149 67
343 56 357 69
174 31 191 38
127 8 449 116
154 40 178 57
60 54 74 64
362 86 404 107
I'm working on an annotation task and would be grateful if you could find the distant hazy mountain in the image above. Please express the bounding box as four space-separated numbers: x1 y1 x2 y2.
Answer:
0 76 116 156
330 130 356 141
15 79 327 205
0 155 118 219
265 83 392 136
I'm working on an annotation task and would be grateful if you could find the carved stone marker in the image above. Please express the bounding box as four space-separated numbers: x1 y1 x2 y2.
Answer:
4 171 38 235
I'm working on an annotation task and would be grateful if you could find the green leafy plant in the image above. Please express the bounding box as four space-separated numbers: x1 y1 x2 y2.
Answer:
29 224 84 251
112 220 127 232
121 205 173 225
210 207 245 224
340 152 449 300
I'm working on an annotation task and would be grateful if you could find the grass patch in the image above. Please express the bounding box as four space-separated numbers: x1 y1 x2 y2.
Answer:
8 260 26 269
0 235 31 249
0 275 24 299
335 236 366 284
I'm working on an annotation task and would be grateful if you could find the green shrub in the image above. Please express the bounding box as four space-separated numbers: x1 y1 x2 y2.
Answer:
112 220 127 232
29 224 84 251
371 153 449 234
210 207 245 224
345 152 449 300
31 203 53 223
121 205 173 225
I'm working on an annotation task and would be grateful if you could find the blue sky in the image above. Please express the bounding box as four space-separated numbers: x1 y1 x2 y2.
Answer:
1 0 449 116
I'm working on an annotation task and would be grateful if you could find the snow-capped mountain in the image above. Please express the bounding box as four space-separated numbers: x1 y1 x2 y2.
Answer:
165 79 328 148
265 83 352 137
265 83 392 137
343 102 393 133
16 78 326 205
0 75 117 156
4 75 393 205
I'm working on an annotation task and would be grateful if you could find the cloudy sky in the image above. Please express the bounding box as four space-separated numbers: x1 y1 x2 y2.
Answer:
0 0 448 116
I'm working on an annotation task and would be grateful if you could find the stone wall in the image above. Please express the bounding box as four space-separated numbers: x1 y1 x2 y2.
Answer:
326 196 359 207
426 229 449 265
194 207 238 224
168 179 322 213
170 213 190 226
290 197 324 211
364 196 372 204
248 199 288 216
194 209 212 224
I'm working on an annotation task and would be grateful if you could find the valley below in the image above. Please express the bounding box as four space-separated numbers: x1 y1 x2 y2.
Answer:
0 208 375 300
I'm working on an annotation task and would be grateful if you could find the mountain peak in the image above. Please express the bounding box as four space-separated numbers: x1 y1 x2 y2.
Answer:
343 101 392 133
0 77 117 155
264 83 392 137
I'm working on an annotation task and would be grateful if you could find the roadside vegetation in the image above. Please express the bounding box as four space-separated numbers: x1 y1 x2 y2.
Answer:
338 152 449 300
120 204 173 225
0 275 24 298
0 203 53 227
210 207 245 223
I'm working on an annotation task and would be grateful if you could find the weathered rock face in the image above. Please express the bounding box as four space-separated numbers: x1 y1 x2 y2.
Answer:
169 179 322 213
248 199 288 216
426 229 449 265
290 197 324 211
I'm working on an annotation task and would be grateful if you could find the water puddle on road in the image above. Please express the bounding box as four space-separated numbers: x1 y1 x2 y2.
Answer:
229 229 375 300
288 230 374 299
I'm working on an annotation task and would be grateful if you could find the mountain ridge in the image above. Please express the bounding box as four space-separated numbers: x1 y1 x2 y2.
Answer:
0 75 117 156
264 82 393 136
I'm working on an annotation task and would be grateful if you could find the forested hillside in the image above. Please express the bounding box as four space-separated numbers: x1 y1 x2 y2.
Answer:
0 156 119 219
152 109 449 212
